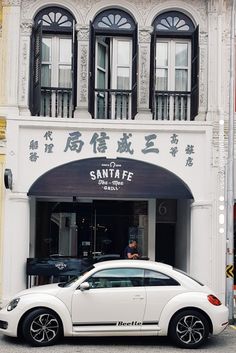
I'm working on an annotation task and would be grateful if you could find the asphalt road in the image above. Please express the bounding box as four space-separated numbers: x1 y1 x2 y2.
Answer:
0 326 235 353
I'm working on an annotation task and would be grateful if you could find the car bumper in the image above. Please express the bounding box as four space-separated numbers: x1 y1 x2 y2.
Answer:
0 307 20 337
211 305 229 335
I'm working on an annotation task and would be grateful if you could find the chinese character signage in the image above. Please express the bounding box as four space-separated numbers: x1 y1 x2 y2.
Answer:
28 130 196 168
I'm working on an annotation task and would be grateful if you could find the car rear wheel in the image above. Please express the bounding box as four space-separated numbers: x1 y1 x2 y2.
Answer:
22 308 62 346
169 309 209 348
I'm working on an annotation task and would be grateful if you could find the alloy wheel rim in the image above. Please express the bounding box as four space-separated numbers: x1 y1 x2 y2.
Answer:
30 313 59 343
176 314 205 345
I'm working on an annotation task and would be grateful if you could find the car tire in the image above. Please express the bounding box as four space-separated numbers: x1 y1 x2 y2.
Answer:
22 308 62 346
169 309 209 348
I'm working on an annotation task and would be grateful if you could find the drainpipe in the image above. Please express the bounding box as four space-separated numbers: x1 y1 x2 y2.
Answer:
226 0 235 324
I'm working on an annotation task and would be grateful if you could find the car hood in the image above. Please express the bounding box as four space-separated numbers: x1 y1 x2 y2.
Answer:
15 283 61 298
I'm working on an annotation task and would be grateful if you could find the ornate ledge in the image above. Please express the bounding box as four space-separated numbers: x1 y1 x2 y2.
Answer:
2 0 21 6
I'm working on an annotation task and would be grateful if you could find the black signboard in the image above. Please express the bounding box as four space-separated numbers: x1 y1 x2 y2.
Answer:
28 158 193 199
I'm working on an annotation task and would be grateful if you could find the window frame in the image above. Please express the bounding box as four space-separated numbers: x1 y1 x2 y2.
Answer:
89 8 138 120
150 11 199 121
41 34 72 89
30 6 76 117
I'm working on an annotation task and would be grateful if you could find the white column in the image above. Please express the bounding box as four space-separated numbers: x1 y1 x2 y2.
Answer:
18 20 33 116
74 25 91 119
190 201 213 285
148 199 156 260
2 193 29 305
136 26 152 120
1 1 21 114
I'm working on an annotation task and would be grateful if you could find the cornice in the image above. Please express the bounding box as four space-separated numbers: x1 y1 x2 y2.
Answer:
2 0 21 6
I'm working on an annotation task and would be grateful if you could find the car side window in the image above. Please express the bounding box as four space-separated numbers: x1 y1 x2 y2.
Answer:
87 268 144 288
144 269 180 286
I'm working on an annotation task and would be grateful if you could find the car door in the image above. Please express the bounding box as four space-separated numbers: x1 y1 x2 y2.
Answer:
71 267 146 333
142 269 185 331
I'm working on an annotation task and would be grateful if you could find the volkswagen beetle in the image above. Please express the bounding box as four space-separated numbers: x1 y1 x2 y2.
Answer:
0 260 228 348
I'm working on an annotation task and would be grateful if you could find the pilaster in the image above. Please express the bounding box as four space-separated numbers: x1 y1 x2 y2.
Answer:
19 20 33 115
74 24 91 119
2 193 29 304
136 26 152 120
190 201 213 285
0 0 21 113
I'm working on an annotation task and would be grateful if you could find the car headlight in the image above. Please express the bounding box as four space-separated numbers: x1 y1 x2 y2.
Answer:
7 298 20 311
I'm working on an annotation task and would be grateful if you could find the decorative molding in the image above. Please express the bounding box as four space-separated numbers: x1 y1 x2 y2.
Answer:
139 26 152 43
199 46 207 108
19 40 28 103
2 0 21 6
208 0 218 13
20 20 33 35
199 31 208 45
76 25 89 41
139 45 149 106
74 0 93 19
79 45 88 103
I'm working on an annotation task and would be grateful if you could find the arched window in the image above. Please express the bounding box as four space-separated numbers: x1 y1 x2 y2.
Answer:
89 9 138 120
150 11 198 121
30 7 77 118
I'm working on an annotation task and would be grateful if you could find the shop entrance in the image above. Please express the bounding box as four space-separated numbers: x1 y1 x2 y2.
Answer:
35 200 148 259
155 223 175 266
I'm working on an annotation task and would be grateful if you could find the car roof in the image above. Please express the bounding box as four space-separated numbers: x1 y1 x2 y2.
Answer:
93 259 173 271
91 260 204 288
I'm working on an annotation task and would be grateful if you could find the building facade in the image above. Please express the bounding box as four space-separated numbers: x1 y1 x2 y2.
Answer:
0 0 233 306
0 0 7 305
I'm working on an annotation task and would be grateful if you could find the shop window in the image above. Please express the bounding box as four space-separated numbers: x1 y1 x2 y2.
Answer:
89 9 138 120
150 11 199 121
30 7 77 118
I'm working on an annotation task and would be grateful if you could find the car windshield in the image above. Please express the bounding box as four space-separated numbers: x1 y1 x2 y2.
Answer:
58 265 95 287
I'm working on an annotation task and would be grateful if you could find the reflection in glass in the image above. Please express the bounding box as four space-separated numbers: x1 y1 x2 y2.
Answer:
175 69 188 91
97 70 106 89
175 43 188 66
156 42 168 66
59 65 72 88
97 43 106 69
59 38 72 62
117 68 130 89
41 64 51 87
42 38 51 61
156 69 167 91
117 41 130 66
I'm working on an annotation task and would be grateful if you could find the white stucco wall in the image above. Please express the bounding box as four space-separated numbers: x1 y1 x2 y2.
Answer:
0 0 231 306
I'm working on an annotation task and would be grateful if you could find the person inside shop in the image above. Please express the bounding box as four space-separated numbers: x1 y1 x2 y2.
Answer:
124 239 140 259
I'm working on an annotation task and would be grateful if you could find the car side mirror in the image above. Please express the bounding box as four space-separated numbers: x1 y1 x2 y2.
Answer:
79 282 90 291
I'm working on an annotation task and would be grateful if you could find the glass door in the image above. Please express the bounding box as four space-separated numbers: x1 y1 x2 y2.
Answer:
35 200 148 259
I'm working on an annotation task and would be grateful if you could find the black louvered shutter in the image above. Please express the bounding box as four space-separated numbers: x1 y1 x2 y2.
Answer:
131 23 138 119
30 23 42 116
190 26 199 120
71 20 77 116
149 31 156 118
88 22 95 118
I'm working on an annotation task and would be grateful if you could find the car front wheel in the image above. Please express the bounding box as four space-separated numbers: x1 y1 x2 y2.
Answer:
169 309 210 348
22 308 62 346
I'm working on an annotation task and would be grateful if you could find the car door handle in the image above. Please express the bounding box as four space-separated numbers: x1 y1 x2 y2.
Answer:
132 295 144 300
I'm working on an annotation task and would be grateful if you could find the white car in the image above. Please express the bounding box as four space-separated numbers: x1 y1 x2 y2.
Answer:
0 260 228 348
